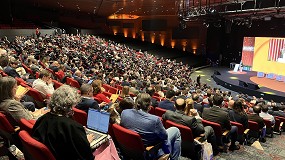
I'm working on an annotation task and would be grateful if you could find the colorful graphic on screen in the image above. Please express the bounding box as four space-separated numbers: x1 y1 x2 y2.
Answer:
242 37 285 75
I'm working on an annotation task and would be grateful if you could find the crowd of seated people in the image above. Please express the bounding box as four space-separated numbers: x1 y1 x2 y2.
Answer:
0 34 284 160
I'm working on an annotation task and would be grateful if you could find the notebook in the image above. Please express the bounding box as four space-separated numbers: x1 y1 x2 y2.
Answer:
86 108 110 149
16 85 29 98
110 94 119 103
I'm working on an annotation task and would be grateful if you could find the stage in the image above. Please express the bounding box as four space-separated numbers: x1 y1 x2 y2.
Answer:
212 67 285 102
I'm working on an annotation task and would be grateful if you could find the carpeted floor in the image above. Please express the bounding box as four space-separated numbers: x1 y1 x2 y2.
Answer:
179 134 285 160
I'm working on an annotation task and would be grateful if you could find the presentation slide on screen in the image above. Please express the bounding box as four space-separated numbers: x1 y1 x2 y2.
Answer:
242 37 285 75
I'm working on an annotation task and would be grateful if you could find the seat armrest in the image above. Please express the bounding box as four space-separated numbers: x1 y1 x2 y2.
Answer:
194 136 204 143
146 146 154 151
222 130 230 136
244 129 250 135
14 126 20 132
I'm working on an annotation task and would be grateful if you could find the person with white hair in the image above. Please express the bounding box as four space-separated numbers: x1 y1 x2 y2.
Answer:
32 85 94 160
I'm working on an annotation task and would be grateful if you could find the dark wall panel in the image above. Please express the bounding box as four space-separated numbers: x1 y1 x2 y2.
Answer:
142 19 167 31
172 27 199 39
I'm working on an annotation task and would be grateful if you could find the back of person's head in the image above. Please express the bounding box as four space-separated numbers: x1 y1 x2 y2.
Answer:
135 93 151 112
192 93 199 101
92 79 102 94
213 94 223 106
0 54 9 68
146 87 155 96
80 84 93 96
208 95 214 107
175 98 186 111
121 86 130 97
165 90 175 99
49 85 80 117
261 105 269 113
233 100 243 113
39 69 51 79
253 105 262 114
74 70 81 77
0 77 17 102
228 100 235 109
119 97 134 112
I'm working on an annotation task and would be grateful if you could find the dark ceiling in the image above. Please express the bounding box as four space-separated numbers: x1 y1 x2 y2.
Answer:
22 0 231 17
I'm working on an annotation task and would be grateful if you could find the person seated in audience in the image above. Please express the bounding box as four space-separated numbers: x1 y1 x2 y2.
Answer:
158 90 176 111
108 97 134 124
146 86 159 108
73 70 85 86
202 94 240 151
49 61 60 72
119 86 132 99
163 98 219 155
192 93 204 114
92 79 111 103
259 104 275 125
121 76 130 86
32 69 54 98
185 98 202 119
32 85 94 160
269 105 285 117
121 93 181 160
0 77 47 122
155 84 165 98
76 84 107 113
2 55 21 78
247 105 266 142
229 100 248 128
129 80 139 96
55 65 65 80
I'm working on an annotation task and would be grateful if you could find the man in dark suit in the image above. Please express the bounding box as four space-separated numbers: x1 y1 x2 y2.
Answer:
193 93 203 114
202 94 240 151
4 58 20 78
76 84 106 113
247 105 266 142
158 90 176 111
163 98 219 155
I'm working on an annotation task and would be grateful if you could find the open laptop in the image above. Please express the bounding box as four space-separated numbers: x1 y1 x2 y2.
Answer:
86 108 110 149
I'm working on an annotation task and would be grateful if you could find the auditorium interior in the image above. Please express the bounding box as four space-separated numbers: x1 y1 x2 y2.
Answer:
1 0 285 159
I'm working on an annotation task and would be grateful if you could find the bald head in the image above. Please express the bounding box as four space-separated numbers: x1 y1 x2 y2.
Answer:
228 100 235 109
175 98 186 110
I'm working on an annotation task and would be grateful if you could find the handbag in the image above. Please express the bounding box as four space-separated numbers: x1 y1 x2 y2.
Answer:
201 141 213 160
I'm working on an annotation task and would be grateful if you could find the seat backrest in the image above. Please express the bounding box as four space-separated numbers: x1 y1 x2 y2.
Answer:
18 130 56 160
248 120 259 131
21 63 33 75
148 106 155 115
52 79 63 89
0 112 15 133
263 119 272 128
108 86 118 94
112 124 145 159
72 107 87 126
202 119 223 137
27 87 45 102
19 119 36 135
152 96 162 102
54 72 63 81
155 107 167 117
66 77 80 89
102 84 110 92
230 121 244 135
102 91 112 98
165 120 194 142
116 85 123 91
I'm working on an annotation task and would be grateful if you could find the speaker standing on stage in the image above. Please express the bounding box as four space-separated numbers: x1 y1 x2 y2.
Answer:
197 75 201 86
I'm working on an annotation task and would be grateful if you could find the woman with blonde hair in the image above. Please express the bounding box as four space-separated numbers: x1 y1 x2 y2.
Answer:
184 98 202 119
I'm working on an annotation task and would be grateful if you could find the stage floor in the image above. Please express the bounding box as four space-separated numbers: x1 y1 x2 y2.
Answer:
214 67 285 98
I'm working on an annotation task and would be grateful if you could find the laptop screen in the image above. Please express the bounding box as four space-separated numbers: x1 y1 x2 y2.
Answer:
87 109 110 133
